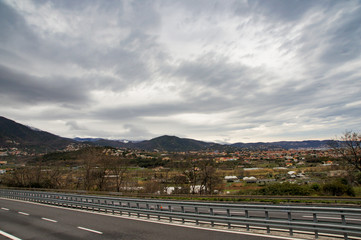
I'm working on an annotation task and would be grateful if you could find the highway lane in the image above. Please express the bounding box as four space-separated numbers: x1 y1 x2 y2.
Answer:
0 198 296 240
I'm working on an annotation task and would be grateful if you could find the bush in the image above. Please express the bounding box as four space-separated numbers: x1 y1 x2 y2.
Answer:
258 182 311 196
310 183 321 192
322 180 355 196
356 173 361 185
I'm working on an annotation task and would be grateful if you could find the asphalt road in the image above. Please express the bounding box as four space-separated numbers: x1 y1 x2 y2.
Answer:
0 198 292 240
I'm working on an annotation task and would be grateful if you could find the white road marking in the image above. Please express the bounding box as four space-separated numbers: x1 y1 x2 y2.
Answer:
41 217 58 223
0 230 22 240
1 207 9 211
302 215 361 222
77 226 103 235
18 212 29 216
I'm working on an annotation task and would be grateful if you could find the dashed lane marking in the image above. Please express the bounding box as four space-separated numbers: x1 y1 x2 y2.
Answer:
1 207 9 211
41 217 58 223
77 226 103 235
18 212 29 216
0 230 22 240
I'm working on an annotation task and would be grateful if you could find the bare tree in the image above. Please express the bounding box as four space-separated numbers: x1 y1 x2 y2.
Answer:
199 160 219 194
48 168 64 188
108 156 129 192
143 180 163 194
41 168 63 188
81 148 100 190
182 158 200 194
330 131 361 172
92 168 108 191
6 168 28 187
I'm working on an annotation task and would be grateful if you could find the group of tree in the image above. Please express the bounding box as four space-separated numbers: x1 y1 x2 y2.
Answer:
3 147 130 192
181 158 222 194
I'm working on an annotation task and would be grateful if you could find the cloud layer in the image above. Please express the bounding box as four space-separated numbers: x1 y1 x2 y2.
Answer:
1 0 360 143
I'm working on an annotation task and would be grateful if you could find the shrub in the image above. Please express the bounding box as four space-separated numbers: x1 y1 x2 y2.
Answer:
356 173 361 185
322 180 355 196
258 182 311 196
310 183 321 192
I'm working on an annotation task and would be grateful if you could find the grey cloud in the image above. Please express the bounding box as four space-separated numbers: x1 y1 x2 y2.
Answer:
242 0 322 22
122 124 154 139
320 5 361 64
0 65 90 105
0 0 162 85
173 53 262 100
0 2 41 60
66 121 87 131
1 0 360 142
91 94 239 122
92 103 189 121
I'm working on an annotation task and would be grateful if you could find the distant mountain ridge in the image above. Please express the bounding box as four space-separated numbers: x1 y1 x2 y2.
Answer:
0 116 76 152
230 140 331 150
0 116 332 152
134 135 223 151
77 136 331 151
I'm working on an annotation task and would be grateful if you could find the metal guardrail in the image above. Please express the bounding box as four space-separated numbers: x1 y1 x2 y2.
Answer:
1 189 361 239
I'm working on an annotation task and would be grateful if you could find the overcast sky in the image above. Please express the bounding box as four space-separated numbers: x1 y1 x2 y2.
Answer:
1 0 360 143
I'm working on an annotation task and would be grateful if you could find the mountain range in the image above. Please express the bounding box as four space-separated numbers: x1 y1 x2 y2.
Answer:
0 116 75 152
0 116 332 152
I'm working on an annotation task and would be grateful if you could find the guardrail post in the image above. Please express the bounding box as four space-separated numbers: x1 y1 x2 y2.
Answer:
265 210 270 233
195 207 199 225
210 208 214 227
313 213 318 239
104 200 108 213
341 213 348 240
128 202 131 216
245 210 250 231
119 201 123 215
227 209 231 229
157 204 161 220
169 205 173 222
137 203 140 218
181 206 185 223
288 211 293 236
146 204 150 219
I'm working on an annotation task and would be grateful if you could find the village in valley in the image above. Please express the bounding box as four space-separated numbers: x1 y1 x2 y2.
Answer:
0 143 355 197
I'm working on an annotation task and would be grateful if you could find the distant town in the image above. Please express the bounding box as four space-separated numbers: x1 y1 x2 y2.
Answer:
0 143 353 197
0 116 359 199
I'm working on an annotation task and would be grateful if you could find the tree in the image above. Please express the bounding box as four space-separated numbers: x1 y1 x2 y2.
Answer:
330 131 361 172
92 167 108 191
81 147 101 190
198 160 219 194
107 156 129 192
182 158 200 194
42 168 63 189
